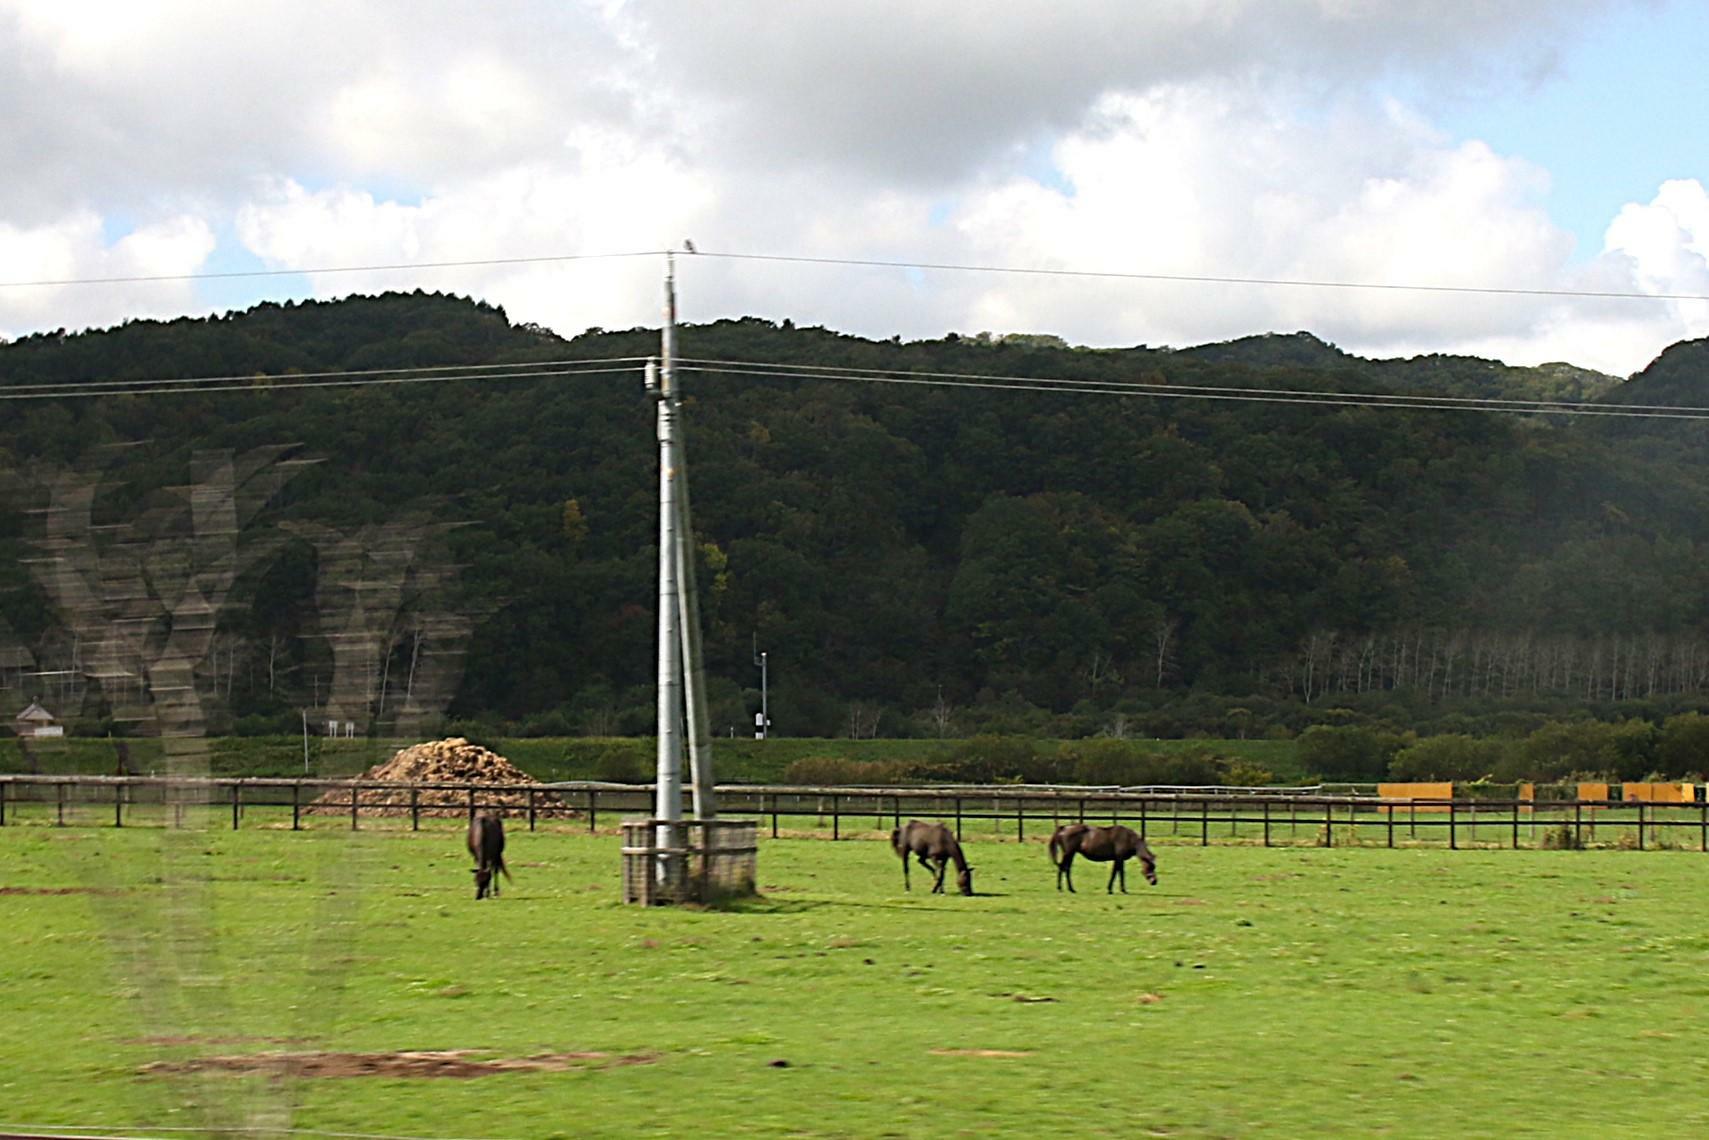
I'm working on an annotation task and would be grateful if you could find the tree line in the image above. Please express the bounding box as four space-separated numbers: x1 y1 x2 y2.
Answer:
2 292 1709 744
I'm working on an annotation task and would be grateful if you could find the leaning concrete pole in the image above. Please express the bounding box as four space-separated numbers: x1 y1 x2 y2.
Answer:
651 337 684 882
669 285 717 820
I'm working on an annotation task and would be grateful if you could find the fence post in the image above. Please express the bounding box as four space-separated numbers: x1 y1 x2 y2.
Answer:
231 782 240 831
1701 801 1706 853
0 780 6 826
590 789 599 835
529 787 537 832
770 793 778 840
410 784 420 832
893 794 901 832
1449 800 1457 850
56 780 65 827
1323 799 1332 847
115 781 124 828
954 796 962 837
1138 797 1147 840
1511 800 1519 849
1016 797 1025 843
1637 801 1646 851
1263 799 1271 847
1200 799 1209 847
467 785 476 824
292 781 301 831
1386 803 1393 849
832 793 840 840
351 782 360 831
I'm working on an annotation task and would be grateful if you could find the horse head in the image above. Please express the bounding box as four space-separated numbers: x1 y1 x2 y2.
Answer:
956 865 975 896
472 865 494 899
1140 854 1158 886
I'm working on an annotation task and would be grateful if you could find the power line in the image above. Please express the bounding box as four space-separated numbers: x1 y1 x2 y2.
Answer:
677 357 1709 420
4 346 1702 422
0 358 646 401
0 356 648 394
0 251 666 290
5 243 1707 305
693 250 1709 304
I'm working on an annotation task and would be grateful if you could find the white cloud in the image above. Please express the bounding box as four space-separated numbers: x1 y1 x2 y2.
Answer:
619 0 1613 186
235 141 716 333
0 212 213 337
939 89 1576 352
6 0 1703 376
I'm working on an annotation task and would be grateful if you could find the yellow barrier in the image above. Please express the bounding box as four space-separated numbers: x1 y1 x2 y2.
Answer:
1578 781 1609 806
1621 782 1697 805
1377 782 1454 813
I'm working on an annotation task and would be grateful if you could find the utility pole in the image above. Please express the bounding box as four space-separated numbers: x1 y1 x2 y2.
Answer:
649 250 717 884
753 635 769 740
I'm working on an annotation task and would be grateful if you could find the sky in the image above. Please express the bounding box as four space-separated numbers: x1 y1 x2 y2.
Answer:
1 0 1706 378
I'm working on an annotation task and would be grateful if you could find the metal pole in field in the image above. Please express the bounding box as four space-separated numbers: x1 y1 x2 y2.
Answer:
753 639 769 739
653 252 720 836
650 347 685 881
672 357 716 821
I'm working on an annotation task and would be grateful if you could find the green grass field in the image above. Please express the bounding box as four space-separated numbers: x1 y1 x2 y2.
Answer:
4 824 1709 1138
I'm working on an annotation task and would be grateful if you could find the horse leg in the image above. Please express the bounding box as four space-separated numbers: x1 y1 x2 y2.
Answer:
1058 851 1075 893
917 854 937 889
931 857 947 894
901 852 911 892
1110 858 1127 894
1107 860 1121 894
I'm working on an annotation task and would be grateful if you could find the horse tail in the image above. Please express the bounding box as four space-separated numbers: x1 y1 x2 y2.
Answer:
1048 828 1062 865
889 826 902 855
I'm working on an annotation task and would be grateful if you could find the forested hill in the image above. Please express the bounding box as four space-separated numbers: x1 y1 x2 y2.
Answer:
1 291 1706 741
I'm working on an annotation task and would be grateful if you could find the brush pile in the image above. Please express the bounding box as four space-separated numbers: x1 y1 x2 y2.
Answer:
306 737 574 819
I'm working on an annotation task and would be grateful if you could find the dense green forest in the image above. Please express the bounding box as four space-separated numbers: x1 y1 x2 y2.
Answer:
3 291 1709 746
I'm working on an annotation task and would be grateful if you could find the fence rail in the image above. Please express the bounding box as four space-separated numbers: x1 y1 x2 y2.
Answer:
1 774 1705 851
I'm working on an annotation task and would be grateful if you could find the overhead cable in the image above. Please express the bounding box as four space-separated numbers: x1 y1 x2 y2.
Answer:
0 359 645 401
677 360 1709 420
5 244 1707 305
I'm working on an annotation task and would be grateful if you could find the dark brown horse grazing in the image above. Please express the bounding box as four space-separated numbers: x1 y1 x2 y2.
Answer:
890 819 974 896
467 812 512 899
1049 823 1157 893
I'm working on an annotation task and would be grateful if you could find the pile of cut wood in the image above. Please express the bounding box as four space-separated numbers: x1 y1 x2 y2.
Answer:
306 737 574 819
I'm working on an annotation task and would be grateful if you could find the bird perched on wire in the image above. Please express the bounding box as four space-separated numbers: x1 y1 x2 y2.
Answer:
683 239 697 253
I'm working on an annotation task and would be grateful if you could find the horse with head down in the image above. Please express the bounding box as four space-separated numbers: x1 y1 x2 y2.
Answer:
890 819 974 896
1049 823 1157 893
467 812 512 899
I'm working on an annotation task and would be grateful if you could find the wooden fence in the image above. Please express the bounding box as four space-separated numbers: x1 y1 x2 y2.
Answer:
2 774 1706 851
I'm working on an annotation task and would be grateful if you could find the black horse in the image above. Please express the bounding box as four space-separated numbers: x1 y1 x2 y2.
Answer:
1048 823 1157 893
890 819 974 895
467 812 512 899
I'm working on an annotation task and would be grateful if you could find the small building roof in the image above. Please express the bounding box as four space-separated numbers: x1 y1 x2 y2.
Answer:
15 701 56 724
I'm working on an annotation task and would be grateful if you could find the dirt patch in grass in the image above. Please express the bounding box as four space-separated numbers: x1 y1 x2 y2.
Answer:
141 1049 660 1079
125 1035 304 1047
0 885 123 895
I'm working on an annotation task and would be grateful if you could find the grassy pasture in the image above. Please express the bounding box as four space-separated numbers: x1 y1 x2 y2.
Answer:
4 825 1709 1138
